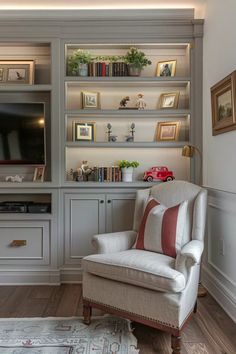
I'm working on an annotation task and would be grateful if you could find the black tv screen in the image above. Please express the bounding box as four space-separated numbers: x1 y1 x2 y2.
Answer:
0 103 45 165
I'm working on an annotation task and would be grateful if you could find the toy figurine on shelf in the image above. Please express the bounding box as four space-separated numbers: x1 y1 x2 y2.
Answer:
119 96 130 109
107 123 117 142
143 166 175 182
126 122 135 142
136 93 146 110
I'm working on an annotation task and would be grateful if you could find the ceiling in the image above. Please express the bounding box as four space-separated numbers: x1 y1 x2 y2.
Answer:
0 0 206 17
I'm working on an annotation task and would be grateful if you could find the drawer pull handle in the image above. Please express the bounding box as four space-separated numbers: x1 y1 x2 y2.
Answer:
10 240 27 247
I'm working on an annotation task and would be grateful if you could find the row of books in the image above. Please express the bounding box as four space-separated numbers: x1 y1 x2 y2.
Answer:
88 62 129 77
93 166 122 182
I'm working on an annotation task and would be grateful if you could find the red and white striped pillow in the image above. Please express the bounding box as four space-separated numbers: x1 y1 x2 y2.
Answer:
134 197 187 258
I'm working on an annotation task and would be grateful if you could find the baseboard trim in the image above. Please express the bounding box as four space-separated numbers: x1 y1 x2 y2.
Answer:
60 268 82 283
0 269 61 285
202 265 236 323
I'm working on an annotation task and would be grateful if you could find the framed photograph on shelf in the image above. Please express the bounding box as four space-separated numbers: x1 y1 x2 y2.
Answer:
0 60 35 84
73 121 96 141
211 70 236 135
156 122 180 141
156 60 177 77
33 166 45 182
81 91 100 109
159 92 180 109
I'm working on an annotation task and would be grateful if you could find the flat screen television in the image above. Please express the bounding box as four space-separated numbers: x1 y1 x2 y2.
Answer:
0 103 45 165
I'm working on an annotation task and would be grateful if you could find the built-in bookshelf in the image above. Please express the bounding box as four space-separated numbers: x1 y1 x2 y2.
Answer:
64 43 191 184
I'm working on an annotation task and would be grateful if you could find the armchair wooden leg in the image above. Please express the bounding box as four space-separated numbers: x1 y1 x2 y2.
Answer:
83 304 92 325
171 334 181 354
194 300 198 314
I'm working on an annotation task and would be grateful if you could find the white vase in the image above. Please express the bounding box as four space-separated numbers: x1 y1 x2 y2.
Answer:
121 167 134 182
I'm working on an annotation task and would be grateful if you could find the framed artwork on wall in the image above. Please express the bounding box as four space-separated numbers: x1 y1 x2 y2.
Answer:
211 70 236 135
156 60 177 77
159 92 180 109
73 121 96 141
0 60 35 84
156 121 180 141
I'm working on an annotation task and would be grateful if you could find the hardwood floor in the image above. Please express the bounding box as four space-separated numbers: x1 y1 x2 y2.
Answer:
0 284 235 354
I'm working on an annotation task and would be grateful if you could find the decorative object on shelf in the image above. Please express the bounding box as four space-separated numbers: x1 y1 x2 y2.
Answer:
159 91 180 109
182 144 202 184
5 175 24 183
143 166 175 182
211 70 236 135
118 160 139 182
33 167 45 182
156 60 177 77
126 123 135 142
81 91 101 109
0 60 35 84
73 121 96 142
119 96 130 108
76 160 93 181
67 49 93 76
107 123 117 142
156 121 180 141
136 93 146 110
124 47 152 76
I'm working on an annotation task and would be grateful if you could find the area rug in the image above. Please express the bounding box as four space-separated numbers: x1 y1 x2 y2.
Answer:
0 316 139 353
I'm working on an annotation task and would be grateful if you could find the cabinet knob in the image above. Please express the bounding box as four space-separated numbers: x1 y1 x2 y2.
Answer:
107 200 111 204
100 200 104 204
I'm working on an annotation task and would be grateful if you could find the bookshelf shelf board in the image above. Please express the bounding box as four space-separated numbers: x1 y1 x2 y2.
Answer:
65 76 191 87
66 43 189 50
0 84 52 92
63 181 161 188
66 141 189 148
65 109 191 117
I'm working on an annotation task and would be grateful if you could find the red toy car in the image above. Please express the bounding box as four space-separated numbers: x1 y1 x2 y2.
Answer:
143 166 175 182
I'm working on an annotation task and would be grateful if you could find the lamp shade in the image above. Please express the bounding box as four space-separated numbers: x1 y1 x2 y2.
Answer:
182 144 194 157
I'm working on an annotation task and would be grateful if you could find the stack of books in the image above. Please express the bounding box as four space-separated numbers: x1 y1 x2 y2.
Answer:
93 166 122 182
88 62 129 77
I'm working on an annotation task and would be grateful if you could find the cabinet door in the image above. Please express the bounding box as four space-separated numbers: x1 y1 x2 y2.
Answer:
64 193 105 265
106 193 136 233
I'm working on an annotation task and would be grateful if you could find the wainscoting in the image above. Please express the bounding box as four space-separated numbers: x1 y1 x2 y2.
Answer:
202 187 236 323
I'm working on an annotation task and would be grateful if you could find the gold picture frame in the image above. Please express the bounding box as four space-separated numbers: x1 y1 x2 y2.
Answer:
0 60 35 84
156 122 180 141
156 60 177 77
159 92 180 109
73 121 96 141
81 91 101 109
211 70 236 135
33 166 45 182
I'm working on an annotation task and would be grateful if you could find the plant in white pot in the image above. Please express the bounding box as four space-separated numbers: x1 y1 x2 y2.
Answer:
124 47 152 76
118 160 139 182
68 49 93 76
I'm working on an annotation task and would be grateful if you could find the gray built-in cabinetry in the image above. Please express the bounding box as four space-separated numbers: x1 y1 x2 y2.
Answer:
0 9 203 284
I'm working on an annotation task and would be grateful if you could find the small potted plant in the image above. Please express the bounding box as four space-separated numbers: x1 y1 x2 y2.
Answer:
124 47 152 76
118 160 139 182
68 49 93 76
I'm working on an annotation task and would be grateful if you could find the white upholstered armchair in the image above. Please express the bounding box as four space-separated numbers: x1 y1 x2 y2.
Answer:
82 181 207 354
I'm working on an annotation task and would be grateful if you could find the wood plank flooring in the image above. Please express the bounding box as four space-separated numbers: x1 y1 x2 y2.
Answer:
0 284 235 354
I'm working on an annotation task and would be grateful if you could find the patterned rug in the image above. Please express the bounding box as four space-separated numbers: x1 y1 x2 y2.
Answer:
0 316 139 353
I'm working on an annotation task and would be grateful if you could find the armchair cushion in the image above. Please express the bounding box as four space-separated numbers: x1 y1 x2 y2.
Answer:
134 197 188 258
82 249 186 293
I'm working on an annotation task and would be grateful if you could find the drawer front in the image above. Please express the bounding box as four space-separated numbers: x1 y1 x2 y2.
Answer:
0 220 50 265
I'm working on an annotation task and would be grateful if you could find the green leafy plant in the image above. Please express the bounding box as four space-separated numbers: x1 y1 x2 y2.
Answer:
68 49 93 75
124 47 152 69
95 55 124 62
118 160 140 168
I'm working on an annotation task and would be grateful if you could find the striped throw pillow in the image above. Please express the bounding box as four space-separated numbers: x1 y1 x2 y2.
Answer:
134 197 187 258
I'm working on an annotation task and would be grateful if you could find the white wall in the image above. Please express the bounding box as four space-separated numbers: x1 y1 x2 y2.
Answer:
202 0 236 322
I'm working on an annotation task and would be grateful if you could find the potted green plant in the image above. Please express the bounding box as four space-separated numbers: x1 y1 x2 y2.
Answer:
124 47 152 76
118 160 140 182
68 49 93 77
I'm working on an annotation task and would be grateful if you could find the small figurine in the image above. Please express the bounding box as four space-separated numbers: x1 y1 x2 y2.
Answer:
126 122 135 142
107 123 117 142
5 175 24 183
143 166 175 182
76 160 93 181
119 96 130 109
136 93 146 110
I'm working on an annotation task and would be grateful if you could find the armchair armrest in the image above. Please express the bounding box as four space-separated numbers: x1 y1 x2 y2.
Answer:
175 240 204 276
92 230 137 254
